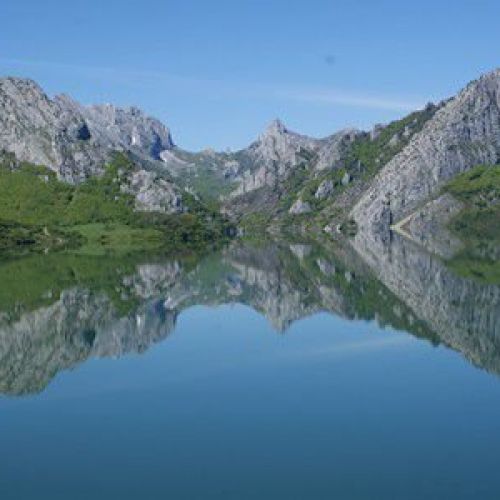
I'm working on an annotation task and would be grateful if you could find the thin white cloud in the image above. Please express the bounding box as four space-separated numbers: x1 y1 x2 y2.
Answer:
278 88 424 112
0 57 426 113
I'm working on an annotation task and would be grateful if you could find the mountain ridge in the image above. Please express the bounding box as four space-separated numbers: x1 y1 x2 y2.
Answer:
1 69 500 258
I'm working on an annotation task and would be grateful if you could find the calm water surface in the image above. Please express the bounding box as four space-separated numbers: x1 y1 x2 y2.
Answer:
1 236 500 499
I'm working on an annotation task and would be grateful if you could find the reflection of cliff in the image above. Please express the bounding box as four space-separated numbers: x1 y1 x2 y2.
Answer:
351 232 500 374
0 288 177 395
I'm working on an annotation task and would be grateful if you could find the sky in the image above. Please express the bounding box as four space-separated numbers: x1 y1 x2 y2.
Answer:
1 0 499 151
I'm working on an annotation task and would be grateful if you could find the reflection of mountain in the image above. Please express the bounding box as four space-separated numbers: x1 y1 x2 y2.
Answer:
0 289 177 395
351 232 500 374
1 237 500 395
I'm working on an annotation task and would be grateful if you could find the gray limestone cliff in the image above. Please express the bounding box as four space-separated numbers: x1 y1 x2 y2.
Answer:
351 69 500 235
0 78 107 181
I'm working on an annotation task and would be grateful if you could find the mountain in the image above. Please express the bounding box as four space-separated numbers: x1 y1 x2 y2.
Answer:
207 68 500 260
0 78 176 181
350 69 500 238
229 119 321 196
1 69 500 259
0 77 184 215
150 118 362 212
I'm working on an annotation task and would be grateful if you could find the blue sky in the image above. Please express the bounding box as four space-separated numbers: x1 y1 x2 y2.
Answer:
1 0 499 150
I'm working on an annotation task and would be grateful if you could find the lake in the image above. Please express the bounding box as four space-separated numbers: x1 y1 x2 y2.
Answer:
1 235 500 499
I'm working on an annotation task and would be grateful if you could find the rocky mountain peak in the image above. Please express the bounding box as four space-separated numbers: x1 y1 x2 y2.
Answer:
263 118 288 137
230 119 321 197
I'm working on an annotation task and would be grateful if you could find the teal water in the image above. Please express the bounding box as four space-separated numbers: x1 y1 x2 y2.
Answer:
1 237 500 499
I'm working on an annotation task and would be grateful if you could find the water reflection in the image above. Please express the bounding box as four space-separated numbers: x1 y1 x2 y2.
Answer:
1 234 500 396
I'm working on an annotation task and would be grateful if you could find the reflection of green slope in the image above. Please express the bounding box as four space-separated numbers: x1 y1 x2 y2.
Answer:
446 247 500 285
440 165 500 283
71 223 164 256
0 253 140 317
0 241 220 322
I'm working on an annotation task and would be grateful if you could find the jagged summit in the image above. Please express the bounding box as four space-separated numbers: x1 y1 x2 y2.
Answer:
0 76 176 180
263 118 288 136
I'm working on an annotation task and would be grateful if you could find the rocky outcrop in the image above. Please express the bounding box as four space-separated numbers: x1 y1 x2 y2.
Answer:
124 169 183 214
351 69 500 235
315 179 334 200
54 94 174 169
84 104 173 159
55 95 174 163
289 199 312 214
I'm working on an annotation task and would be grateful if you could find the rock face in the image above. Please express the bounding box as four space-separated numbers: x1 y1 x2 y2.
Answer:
0 78 107 181
314 128 360 171
0 78 175 182
56 95 175 162
351 69 500 235
54 94 176 179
